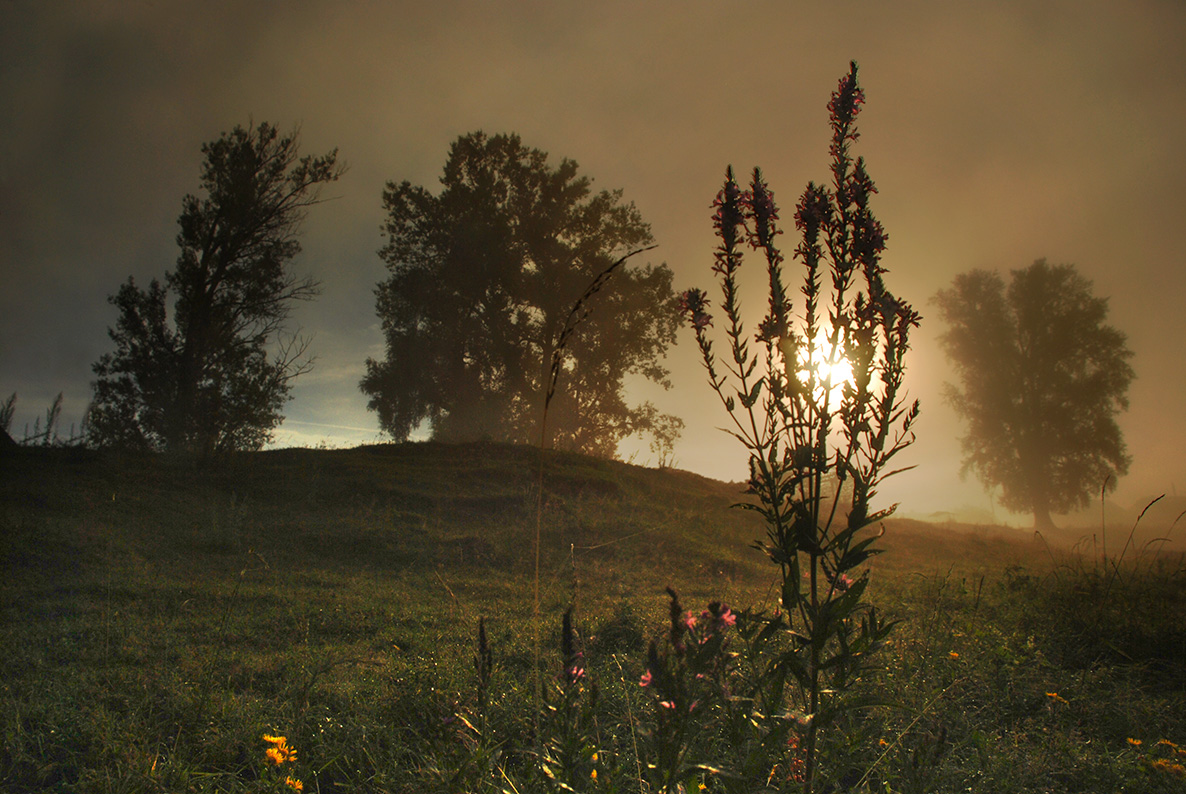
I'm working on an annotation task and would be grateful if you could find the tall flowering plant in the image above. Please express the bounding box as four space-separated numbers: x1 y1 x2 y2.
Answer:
535 608 602 792
636 589 738 792
680 61 920 793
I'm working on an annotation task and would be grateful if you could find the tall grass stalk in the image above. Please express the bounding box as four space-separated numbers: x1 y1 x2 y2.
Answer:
532 245 657 728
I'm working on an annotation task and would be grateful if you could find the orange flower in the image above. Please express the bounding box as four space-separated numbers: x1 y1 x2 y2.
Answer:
264 735 297 765
285 776 304 791
1127 738 1142 747
1150 759 1185 777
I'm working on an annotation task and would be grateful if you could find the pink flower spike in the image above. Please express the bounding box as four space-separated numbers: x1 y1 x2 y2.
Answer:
659 700 675 710
639 670 653 687
679 288 713 330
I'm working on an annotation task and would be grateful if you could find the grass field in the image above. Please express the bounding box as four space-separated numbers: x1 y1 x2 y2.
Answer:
2 443 1184 792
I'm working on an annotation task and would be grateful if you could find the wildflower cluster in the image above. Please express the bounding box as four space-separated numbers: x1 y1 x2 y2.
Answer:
1128 737 1186 779
679 60 917 793
637 590 739 792
678 288 712 331
263 734 297 766
536 608 602 792
767 733 807 788
262 734 302 791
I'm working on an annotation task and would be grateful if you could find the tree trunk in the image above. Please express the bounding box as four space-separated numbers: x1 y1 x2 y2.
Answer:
1032 503 1057 532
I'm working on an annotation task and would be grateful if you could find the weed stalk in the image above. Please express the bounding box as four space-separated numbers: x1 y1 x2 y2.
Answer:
532 244 657 729
680 61 919 792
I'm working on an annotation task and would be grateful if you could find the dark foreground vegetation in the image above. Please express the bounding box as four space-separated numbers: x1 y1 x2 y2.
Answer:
2 443 1184 792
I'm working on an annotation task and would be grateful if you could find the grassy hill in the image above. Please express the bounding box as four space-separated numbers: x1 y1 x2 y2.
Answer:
1 441 775 599
2 443 1184 792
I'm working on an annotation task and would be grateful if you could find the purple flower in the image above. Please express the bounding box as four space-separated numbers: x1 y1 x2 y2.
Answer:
794 183 831 238
827 62 866 133
712 170 746 240
747 170 781 249
679 288 713 330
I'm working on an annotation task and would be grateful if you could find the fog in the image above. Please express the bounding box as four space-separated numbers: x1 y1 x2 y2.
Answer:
3 0 1185 523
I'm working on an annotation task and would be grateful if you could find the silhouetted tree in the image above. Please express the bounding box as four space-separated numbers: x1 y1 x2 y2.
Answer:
0 393 16 449
90 122 342 455
934 260 1134 529
361 131 681 458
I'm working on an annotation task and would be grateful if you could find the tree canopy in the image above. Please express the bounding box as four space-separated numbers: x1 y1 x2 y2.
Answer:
360 131 681 458
89 122 343 455
934 259 1134 529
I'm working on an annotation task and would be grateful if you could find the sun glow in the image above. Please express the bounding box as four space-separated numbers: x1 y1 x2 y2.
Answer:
793 332 856 399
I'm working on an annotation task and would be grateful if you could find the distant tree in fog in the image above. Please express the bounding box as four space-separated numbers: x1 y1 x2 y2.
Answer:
934 259 1134 530
361 131 682 458
89 123 343 455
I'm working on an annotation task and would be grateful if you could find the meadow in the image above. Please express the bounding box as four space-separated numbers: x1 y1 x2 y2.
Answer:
2 443 1184 793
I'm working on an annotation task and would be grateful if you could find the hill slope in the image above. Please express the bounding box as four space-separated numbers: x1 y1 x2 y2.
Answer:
2 441 1065 590
2 442 774 594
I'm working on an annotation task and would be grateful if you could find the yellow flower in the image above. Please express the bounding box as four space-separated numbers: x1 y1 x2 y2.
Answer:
285 776 304 791
1128 738 1143 747
1045 692 1068 704
264 736 297 765
590 769 597 781
591 752 598 762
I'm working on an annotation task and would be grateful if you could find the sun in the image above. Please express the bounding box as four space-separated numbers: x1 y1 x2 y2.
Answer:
795 332 856 397
812 350 854 389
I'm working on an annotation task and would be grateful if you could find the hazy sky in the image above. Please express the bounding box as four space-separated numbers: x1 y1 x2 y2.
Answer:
3 0 1184 521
